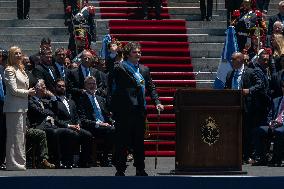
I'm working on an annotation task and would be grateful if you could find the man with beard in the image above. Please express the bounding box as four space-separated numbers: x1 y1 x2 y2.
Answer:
33 48 57 94
109 42 164 176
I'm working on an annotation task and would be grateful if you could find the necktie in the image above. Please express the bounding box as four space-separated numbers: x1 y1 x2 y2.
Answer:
60 66 65 78
38 98 45 109
276 100 284 124
85 68 90 77
232 70 240 89
0 75 4 101
48 68 55 81
90 95 105 122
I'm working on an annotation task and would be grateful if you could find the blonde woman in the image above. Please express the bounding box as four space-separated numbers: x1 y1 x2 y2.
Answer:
271 34 284 71
3 46 35 170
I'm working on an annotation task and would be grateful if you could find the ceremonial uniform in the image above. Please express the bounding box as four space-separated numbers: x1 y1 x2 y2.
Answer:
231 6 267 51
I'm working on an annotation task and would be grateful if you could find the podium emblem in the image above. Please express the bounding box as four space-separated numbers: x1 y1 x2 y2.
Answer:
201 116 220 146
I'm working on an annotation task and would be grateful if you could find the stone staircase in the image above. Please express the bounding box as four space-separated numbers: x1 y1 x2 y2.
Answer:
0 0 68 55
0 0 280 87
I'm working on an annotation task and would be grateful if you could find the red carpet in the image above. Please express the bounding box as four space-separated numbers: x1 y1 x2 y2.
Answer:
98 0 195 156
99 0 170 19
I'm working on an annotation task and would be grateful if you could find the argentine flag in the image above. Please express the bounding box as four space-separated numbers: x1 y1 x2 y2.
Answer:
213 26 239 89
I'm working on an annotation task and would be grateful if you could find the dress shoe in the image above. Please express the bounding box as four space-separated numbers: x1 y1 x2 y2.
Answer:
267 162 282 167
206 17 212 21
267 158 282 167
40 159 55 169
0 163 6 170
24 14 30 19
100 160 112 167
136 169 148 176
79 163 91 168
251 158 267 166
115 171 125 176
58 162 72 169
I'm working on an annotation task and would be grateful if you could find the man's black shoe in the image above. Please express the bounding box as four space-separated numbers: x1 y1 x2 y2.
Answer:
136 169 148 176
251 158 267 166
0 163 6 170
115 171 125 176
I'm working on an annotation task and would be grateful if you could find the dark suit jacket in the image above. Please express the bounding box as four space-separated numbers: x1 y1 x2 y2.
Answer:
110 62 160 116
271 69 284 99
67 65 107 101
52 62 70 82
225 66 270 113
266 96 283 123
77 93 111 130
268 13 283 35
32 63 57 93
27 96 55 129
50 96 81 128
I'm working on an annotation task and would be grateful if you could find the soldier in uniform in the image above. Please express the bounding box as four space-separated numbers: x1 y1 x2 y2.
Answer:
231 0 267 52
140 0 162 20
225 0 243 26
17 0 30 19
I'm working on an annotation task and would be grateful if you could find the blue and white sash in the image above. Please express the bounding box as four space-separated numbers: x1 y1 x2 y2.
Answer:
122 61 146 108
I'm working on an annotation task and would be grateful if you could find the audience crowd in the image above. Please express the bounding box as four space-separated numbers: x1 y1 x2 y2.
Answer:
0 0 166 176
223 0 284 167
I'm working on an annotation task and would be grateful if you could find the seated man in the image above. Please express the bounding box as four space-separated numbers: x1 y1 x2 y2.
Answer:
51 79 93 168
251 80 284 166
28 79 77 168
78 76 115 167
26 127 55 169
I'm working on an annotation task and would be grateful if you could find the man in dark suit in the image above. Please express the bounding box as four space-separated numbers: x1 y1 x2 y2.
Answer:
53 48 69 82
78 76 115 167
109 42 164 176
200 0 213 21
251 80 284 166
268 1 284 36
140 0 162 20
51 79 93 168
225 51 270 163
17 0 30 19
67 50 107 103
29 37 51 66
27 79 71 167
271 55 284 98
32 47 57 94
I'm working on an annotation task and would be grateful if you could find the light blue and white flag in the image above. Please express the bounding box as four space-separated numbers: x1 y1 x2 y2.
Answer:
213 26 239 89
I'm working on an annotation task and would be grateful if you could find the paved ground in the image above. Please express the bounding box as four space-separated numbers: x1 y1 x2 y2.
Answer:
0 157 284 177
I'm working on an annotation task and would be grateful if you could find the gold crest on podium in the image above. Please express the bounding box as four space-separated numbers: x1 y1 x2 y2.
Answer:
201 116 220 146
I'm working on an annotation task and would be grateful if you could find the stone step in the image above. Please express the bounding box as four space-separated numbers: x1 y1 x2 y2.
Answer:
0 1 63 8
0 13 64 19
187 28 225 35
173 14 227 21
192 58 220 72
0 27 68 35
188 34 225 43
0 19 65 27
0 41 69 52
0 34 68 42
0 7 63 14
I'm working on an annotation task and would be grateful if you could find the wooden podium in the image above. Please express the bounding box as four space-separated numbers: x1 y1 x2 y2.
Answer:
172 89 246 174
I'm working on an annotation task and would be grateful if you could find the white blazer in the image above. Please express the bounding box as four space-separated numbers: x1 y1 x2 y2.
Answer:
3 66 29 113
